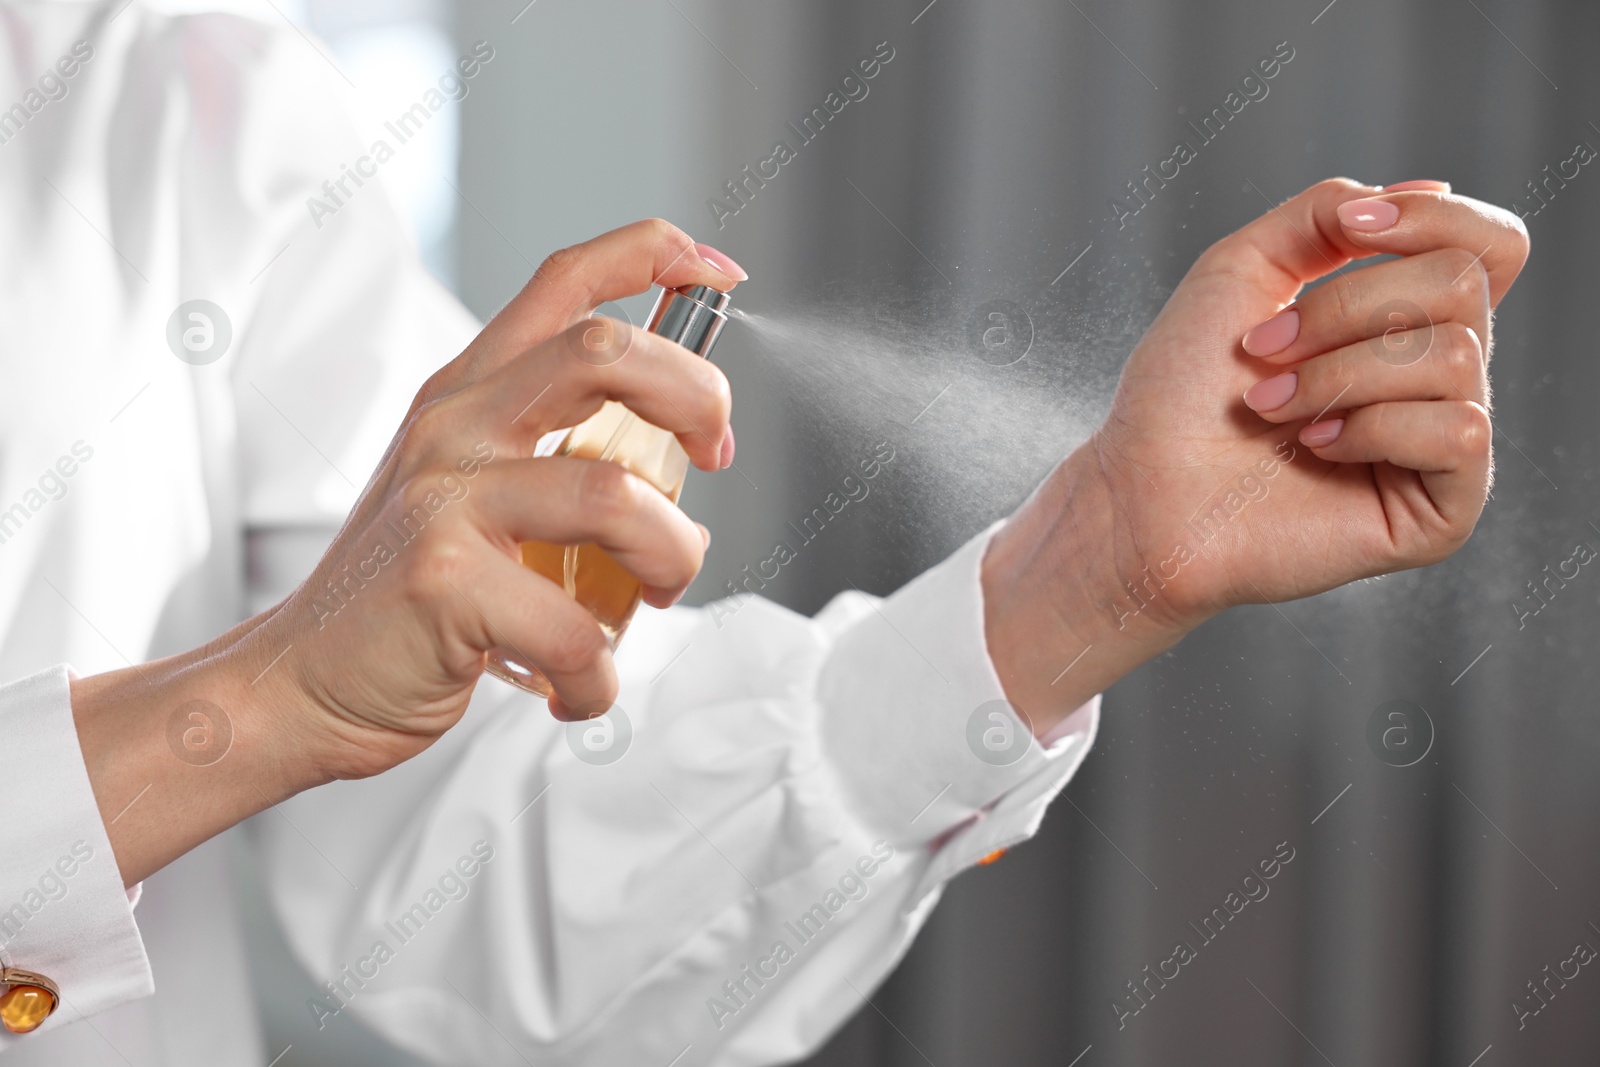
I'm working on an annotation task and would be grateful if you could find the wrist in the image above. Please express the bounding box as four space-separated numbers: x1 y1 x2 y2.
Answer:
70 613 331 886
982 440 1210 738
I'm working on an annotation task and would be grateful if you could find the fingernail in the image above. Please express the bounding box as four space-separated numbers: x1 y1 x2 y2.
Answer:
1300 418 1344 447
1242 309 1300 357
1381 180 1451 193
695 243 748 282
1337 198 1400 232
1244 372 1297 413
696 522 711 549
719 425 735 469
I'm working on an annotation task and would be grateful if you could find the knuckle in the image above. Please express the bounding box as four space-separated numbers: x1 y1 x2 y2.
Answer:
1435 245 1477 273
403 396 456 447
1507 215 1532 266
1431 321 1482 372
1191 242 1230 276
394 469 465 528
1437 248 1488 301
565 316 630 365
643 216 690 250
674 540 706 588
1327 275 1363 327
1363 402 1398 439
657 515 704 586
1458 262 1491 305
544 615 607 676
397 469 439 510
401 523 468 601
576 461 639 524
1452 402 1493 456
413 366 455 409
534 244 580 288
638 217 698 274
1315 176 1366 199
695 361 733 418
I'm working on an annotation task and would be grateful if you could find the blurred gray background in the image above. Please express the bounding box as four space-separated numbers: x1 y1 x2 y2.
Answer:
240 0 1600 1063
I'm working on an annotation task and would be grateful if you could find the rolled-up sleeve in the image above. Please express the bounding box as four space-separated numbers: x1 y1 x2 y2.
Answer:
0 666 152 1046
254 521 1098 1067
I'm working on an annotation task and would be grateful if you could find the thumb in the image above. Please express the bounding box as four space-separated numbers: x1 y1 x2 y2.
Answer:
1182 177 1388 331
427 219 743 402
503 218 745 345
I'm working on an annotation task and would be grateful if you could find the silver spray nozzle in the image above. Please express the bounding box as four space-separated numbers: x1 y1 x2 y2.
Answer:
645 284 732 360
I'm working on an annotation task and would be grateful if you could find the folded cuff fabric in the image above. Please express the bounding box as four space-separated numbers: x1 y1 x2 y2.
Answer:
0 665 152 1044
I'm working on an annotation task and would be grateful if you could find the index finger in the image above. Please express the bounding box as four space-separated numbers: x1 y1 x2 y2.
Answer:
454 219 745 386
1330 190 1530 305
1184 178 1528 354
482 320 733 472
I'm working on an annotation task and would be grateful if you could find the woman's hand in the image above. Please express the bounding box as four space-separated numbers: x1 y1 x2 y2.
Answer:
260 220 744 776
984 179 1529 734
73 220 744 883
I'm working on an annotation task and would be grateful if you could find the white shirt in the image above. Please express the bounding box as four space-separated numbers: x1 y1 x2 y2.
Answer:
0 4 1099 1064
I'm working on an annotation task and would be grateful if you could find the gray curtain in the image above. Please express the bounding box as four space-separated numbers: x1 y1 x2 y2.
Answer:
453 0 1600 1063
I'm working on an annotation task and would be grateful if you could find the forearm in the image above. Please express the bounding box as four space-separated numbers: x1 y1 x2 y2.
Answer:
68 610 329 887
983 441 1203 739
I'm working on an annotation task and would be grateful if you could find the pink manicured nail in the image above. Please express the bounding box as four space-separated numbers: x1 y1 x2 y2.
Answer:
719 425 736 468
1337 198 1400 232
1244 372 1297 413
1382 180 1451 193
1300 419 1344 447
695 243 748 282
1242 309 1300 357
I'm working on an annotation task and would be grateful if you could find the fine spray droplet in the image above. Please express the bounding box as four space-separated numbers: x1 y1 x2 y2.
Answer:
727 300 1115 534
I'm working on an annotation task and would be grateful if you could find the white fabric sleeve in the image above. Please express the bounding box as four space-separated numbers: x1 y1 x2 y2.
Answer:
213 21 481 538
3 10 468 1049
0 667 152 1046
252 522 1098 1067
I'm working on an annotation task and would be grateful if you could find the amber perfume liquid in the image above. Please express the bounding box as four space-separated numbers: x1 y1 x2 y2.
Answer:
485 285 729 698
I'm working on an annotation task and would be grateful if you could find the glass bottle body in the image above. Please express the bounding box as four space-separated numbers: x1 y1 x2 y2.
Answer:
484 400 689 696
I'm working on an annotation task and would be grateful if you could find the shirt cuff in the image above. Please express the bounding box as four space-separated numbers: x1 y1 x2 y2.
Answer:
816 521 1099 867
0 665 153 1042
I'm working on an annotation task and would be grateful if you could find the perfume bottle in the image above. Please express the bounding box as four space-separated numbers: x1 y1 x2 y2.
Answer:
485 284 732 696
